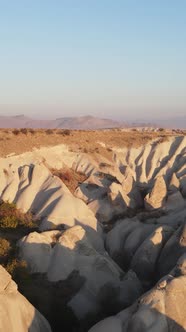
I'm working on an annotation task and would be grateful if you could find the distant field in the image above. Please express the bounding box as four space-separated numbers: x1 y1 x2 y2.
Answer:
0 128 185 159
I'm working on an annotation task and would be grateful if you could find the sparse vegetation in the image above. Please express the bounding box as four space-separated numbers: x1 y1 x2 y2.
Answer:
12 129 20 135
50 167 87 193
6 259 30 281
28 128 35 134
0 202 37 291
57 129 71 136
0 200 82 331
0 202 40 303
0 128 185 160
20 128 28 135
0 237 11 262
46 129 54 135
100 162 112 168
0 202 36 230
63 129 71 136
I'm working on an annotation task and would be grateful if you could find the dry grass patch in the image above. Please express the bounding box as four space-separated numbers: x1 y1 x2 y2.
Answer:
50 167 87 193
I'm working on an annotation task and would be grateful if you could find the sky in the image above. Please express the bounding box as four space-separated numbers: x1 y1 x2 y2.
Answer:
0 0 186 120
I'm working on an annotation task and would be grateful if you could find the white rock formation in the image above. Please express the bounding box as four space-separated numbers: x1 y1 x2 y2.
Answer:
88 254 186 332
18 225 142 319
114 136 186 185
144 176 167 210
0 135 186 330
108 183 130 209
0 266 51 332
0 163 98 232
106 217 186 286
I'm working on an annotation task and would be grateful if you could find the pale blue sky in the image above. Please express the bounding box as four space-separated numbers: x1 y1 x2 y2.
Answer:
0 0 186 120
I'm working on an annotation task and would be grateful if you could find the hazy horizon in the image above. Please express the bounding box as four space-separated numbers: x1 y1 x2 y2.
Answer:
0 1 186 120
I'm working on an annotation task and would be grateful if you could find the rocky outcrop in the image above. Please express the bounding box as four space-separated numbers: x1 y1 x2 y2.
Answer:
106 218 186 286
0 135 186 331
1 136 186 227
0 163 98 232
144 176 167 210
0 266 51 332
130 225 173 284
18 225 142 319
89 254 186 332
108 183 130 210
157 223 186 278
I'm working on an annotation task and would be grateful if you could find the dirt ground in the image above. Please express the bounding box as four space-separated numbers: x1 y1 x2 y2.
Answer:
0 128 183 159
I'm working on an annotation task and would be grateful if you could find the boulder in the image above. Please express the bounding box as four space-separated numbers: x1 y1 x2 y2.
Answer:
144 176 167 210
18 230 60 273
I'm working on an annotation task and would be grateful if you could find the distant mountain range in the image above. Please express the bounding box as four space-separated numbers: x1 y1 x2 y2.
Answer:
0 115 122 129
155 116 186 130
0 114 185 129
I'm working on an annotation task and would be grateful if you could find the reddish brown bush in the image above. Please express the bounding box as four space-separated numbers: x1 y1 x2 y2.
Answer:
50 167 87 193
20 128 28 135
12 129 20 135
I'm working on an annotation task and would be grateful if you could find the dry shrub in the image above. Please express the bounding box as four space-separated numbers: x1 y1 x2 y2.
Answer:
6 259 31 282
0 201 36 230
28 128 35 134
100 162 112 168
63 129 71 136
12 129 20 135
157 136 168 144
46 129 54 135
20 128 28 135
0 237 10 258
50 167 87 193
51 168 72 183
3 168 8 176
57 129 71 136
